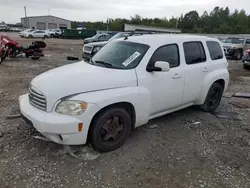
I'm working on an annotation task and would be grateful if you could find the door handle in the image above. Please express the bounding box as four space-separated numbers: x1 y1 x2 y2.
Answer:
203 67 208 72
172 73 181 79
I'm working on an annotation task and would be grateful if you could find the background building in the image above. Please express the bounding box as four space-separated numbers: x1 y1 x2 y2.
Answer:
21 15 71 30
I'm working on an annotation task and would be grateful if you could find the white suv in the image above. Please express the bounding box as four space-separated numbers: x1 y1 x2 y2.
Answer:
19 35 229 152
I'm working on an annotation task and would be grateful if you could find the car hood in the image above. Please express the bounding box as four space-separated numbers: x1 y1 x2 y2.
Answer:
84 37 93 41
222 43 243 48
84 41 108 47
31 61 137 111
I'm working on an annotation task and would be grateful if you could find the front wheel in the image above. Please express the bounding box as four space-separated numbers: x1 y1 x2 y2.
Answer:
234 51 242 60
200 83 223 112
28 35 33 38
90 108 132 152
0 50 8 65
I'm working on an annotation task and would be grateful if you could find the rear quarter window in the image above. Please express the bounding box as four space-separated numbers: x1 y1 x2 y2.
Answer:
206 41 224 60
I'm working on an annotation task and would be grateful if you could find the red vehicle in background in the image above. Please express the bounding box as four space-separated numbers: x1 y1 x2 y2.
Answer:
0 34 46 64
242 49 250 70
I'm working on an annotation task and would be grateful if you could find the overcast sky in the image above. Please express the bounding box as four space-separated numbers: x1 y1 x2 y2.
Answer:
0 0 249 23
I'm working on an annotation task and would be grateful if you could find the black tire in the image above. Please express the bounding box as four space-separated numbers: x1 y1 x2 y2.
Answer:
0 50 7 65
50 34 54 38
31 56 40 60
233 51 242 60
28 35 33 38
200 83 223 112
44 35 48 38
90 108 132 152
0 55 3 64
243 63 250 70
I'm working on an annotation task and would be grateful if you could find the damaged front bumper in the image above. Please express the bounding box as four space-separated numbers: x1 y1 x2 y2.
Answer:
19 94 98 145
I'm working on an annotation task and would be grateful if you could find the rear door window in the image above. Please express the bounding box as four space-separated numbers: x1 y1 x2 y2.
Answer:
183 42 206 65
206 41 224 60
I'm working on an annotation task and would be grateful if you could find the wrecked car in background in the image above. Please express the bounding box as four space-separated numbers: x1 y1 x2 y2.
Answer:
222 37 250 60
82 31 154 60
242 49 250 70
83 33 111 44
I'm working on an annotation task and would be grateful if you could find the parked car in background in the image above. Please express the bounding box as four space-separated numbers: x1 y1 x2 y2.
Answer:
83 33 111 44
222 37 250 60
0 24 9 31
242 49 250 70
19 35 229 152
24 30 49 38
46 29 62 38
82 31 154 60
19 29 35 37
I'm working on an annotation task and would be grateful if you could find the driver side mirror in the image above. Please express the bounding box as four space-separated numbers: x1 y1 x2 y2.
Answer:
147 61 170 72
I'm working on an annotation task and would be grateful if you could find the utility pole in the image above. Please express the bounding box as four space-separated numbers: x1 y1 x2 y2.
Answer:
48 8 50 15
24 6 27 28
24 6 27 17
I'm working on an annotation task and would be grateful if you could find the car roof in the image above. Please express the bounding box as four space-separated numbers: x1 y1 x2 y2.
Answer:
116 34 220 47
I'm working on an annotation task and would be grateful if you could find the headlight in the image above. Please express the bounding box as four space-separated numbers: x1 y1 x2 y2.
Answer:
93 46 101 53
56 100 87 116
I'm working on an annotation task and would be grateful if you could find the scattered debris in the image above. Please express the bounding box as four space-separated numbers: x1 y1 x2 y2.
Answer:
233 92 250 99
33 136 50 142
146 124 159 129
193 122 201 125
228 101 250 108
223 92 234 98
6 114 21 119
213 111 240 120
64 146 100 160
0 131 3 138
67 56 79 61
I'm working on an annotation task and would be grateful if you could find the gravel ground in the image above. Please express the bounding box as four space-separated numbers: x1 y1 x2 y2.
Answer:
0 33 250 188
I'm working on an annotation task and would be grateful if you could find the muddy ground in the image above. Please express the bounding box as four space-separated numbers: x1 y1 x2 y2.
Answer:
0 33 250 188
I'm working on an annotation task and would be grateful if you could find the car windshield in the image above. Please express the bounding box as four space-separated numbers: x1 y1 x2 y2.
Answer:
91 34 103 39
108 33 129 41
92 40 149 69
225 38 245 44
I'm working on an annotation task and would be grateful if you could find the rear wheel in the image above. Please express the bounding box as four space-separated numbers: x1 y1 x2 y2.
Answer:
44 35 48 38
90 108 132 152
200 83 223 112
28 35 33 38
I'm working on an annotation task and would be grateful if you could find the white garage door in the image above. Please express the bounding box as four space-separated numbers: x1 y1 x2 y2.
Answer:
37 22 46 30
59 24 67 29
48 23 57 29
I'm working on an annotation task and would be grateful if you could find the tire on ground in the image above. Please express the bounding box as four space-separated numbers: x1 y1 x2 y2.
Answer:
89 107 132 152
200 82 223 112
243 64 250 70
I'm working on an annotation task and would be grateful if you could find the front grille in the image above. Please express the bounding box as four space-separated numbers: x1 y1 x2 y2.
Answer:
29 87 46 111
84 46 92 52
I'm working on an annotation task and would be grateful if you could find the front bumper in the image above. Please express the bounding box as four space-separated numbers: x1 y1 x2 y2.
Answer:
224 48 236 56
19 94 99 145
82 51 93 60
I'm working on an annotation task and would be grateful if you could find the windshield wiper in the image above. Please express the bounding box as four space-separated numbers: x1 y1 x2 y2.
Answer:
94 60 113 68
